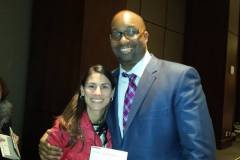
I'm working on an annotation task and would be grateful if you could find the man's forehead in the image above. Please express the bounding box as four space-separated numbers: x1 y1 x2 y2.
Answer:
111 25 138 31
112 17 144 30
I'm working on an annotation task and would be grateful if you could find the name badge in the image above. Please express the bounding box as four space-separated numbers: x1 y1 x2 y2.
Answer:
89 146 128 160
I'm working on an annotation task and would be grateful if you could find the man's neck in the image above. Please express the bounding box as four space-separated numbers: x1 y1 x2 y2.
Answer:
121 63 136 71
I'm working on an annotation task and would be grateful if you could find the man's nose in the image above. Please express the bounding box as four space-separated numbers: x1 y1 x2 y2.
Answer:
119 35 129 43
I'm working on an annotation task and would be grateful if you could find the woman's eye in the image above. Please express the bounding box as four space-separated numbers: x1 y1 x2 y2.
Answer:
101 85 111 89
86 84 96 89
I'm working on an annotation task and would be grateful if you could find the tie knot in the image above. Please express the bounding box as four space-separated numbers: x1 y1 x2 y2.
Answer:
122 72 137 82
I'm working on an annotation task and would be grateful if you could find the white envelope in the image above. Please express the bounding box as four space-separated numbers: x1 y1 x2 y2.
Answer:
0 127 20 160
89 146 128 160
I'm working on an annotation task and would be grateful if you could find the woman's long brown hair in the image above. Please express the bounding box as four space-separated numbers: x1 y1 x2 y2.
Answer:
56 65 115 148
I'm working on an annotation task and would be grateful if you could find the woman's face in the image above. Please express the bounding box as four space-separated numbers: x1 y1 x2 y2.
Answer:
81 72 114 114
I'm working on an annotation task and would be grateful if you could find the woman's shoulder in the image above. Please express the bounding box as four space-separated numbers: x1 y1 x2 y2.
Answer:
0 100 13 109
0 100 13 118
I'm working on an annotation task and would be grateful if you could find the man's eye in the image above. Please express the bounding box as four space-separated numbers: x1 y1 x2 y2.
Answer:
112 32 121 38
126 30 138 37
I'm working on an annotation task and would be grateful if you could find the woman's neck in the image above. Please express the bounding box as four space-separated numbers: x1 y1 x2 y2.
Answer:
87 109 105 124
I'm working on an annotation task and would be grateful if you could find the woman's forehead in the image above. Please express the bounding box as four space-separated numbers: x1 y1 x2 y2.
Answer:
86 73 111 84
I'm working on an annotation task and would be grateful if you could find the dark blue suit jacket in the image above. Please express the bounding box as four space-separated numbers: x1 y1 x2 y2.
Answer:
107 56 216 160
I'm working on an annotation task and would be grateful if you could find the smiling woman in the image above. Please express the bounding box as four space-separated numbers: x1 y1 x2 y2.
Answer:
82 72 114 123
43 65 115 160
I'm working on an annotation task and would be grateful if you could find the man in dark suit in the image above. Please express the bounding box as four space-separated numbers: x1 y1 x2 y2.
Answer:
39 10 216 160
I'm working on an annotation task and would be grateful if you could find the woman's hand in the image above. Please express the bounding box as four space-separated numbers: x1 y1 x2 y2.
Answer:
38 130 62 160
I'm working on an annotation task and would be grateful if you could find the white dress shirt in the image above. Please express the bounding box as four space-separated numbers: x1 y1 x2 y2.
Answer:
117 51 151 137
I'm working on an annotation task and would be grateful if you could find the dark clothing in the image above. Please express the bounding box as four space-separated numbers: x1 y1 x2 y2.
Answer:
1 121 11 135
107 56 216 160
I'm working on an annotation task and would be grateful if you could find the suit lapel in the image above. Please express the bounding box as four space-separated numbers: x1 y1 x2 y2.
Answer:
124 56 159 134
112 69 123 143
112 69 120 124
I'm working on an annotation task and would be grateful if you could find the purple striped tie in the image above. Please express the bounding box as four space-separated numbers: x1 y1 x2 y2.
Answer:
122 72 137 129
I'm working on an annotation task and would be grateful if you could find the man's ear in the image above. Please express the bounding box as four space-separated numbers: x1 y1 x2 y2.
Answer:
143 30 149 43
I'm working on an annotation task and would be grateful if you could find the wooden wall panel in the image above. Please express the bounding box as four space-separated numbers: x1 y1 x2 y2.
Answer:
164 30 184 62
146 22 165 58
141 0 167 27
166 0 186 33
79 0 126 73
184 0 239 149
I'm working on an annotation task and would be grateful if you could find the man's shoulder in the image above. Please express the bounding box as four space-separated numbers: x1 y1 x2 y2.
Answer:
112 68 119 73
150 55 193 72
112 68 119 76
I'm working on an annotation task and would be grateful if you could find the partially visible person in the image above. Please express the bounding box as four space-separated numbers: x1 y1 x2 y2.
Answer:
39 65 115 160
0 77 19 159
0 99 13 135
0 77 13 135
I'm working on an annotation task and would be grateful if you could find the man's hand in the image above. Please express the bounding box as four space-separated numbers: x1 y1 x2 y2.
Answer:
38 130 62 160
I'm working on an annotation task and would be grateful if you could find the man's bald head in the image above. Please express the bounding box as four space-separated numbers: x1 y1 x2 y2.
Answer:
111 10 146 32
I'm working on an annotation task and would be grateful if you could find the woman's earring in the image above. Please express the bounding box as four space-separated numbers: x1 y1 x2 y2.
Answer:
80 95 84 100
111 97 113 102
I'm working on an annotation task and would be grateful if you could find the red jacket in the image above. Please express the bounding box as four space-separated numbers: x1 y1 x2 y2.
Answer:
48 112 112 160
